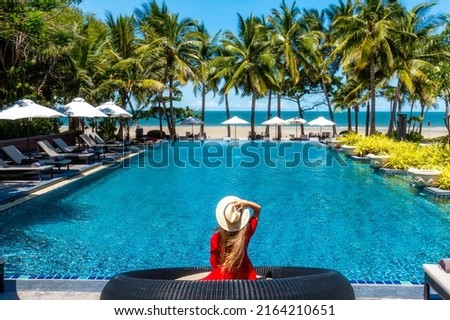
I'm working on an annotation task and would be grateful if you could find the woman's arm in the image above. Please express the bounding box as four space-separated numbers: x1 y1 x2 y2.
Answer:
234 199 261 220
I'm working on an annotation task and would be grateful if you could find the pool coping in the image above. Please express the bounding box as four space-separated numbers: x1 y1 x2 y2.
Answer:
0 278 428 300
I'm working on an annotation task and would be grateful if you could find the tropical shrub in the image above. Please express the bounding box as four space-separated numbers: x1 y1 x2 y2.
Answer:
353 134 394 157
406 131 423 143
438 164 450 190
384 142 421 170
336 132 363 146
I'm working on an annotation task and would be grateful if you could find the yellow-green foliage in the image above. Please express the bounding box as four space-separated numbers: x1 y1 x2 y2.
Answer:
438 164 450 190
385 142 421 170
339 135 450 177
353 135 395 157
385 143 449 170
337 132 363 146
336 134 450 189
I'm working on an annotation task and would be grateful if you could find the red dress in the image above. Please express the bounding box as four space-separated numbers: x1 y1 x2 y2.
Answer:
203 216 258 280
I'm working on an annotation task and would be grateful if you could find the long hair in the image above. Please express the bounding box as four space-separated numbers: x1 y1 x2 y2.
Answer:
218 224 249 276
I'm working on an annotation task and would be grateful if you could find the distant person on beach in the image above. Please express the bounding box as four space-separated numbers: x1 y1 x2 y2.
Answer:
203 196 261 280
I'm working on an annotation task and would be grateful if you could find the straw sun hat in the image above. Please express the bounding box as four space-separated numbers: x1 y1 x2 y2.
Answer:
215 196 250 232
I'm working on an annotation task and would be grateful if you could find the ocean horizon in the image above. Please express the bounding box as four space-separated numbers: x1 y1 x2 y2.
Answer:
137 110 448 128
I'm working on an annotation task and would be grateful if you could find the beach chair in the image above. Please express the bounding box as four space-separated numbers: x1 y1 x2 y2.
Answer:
79 133 103 149
423 263 450 300
90 132 124 146
1 145 71 172
81 133 128 157
53 138 78 153
299 134 309 140
0 159 53 181
37 140 95 164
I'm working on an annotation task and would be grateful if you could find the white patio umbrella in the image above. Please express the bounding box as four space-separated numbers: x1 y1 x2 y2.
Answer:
308 116 335 136
63 97 107 118
0 99 66 156
62 97 107 134
286 117 307 138
222 115 249 140
96 101 132 118
262 116 289 139
179 116 204 136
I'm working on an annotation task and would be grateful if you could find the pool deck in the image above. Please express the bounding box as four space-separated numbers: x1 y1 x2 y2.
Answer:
0 278 431 300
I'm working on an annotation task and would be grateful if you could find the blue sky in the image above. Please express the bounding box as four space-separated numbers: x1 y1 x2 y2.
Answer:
77 0 450 112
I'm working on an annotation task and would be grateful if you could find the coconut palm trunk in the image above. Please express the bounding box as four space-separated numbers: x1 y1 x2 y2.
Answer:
369 55 377 135
225 93 231 138
321 78 337 136
388 81 402 136
250 93 257 140
266 89 272 136
200 85 206 137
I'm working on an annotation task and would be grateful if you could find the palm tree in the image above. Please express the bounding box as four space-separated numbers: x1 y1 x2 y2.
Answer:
299 7 337 136
216 14 277 139
332 0 400 135
268 0 302 85
268 0 303 139
386 2 448 136
191 23 220 137
95 12 163 139
135 1 198 139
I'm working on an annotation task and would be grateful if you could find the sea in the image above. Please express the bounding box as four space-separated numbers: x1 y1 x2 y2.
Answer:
137 110 448 128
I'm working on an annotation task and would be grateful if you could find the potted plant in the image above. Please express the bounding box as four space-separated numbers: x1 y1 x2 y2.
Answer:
407 168 442 187
367 154 391 169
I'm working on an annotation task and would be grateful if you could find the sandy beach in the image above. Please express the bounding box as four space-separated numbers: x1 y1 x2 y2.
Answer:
127 124 449 140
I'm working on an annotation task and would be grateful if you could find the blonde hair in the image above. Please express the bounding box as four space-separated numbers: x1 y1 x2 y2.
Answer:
218 224 249 277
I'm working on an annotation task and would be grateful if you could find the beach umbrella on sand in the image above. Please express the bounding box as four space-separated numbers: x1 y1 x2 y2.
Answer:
262 116 289 139
0 99 66 157
308 116 335 136
286 117 307 138
179 116 204 136
96 101 132 118
222 116 249 140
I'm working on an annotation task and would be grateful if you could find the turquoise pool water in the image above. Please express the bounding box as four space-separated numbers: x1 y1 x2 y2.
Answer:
1 140 450 283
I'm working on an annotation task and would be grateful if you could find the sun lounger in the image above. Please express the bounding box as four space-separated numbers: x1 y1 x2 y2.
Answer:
53 138 78 153
37 140 95 164
0 159 53 180
81 133 122 148
90 132 125 147
81 134 130 157
423 263 450 299
1 145 71 172
54 137 104 161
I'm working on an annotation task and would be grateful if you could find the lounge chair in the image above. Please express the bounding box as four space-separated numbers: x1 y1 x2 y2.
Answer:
81 133 130 157
80 133 121 152
1 145 71 172
0 159 53 180
53 138 78 153
90 132 125 147
37 140 95 164
423 263 450 299
54 137 104 161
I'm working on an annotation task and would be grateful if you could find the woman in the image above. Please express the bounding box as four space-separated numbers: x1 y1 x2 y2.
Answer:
203 195 261 280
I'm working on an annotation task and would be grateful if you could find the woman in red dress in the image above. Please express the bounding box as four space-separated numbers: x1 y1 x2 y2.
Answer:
203 196 261 280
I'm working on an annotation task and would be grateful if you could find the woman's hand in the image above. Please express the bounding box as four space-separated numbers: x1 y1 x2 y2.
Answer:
231 199 261 218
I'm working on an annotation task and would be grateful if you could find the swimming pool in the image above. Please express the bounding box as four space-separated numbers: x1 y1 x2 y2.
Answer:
1 140 449 283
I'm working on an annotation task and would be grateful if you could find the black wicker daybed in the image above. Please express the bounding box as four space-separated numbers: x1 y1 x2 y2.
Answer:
100 266 355 300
